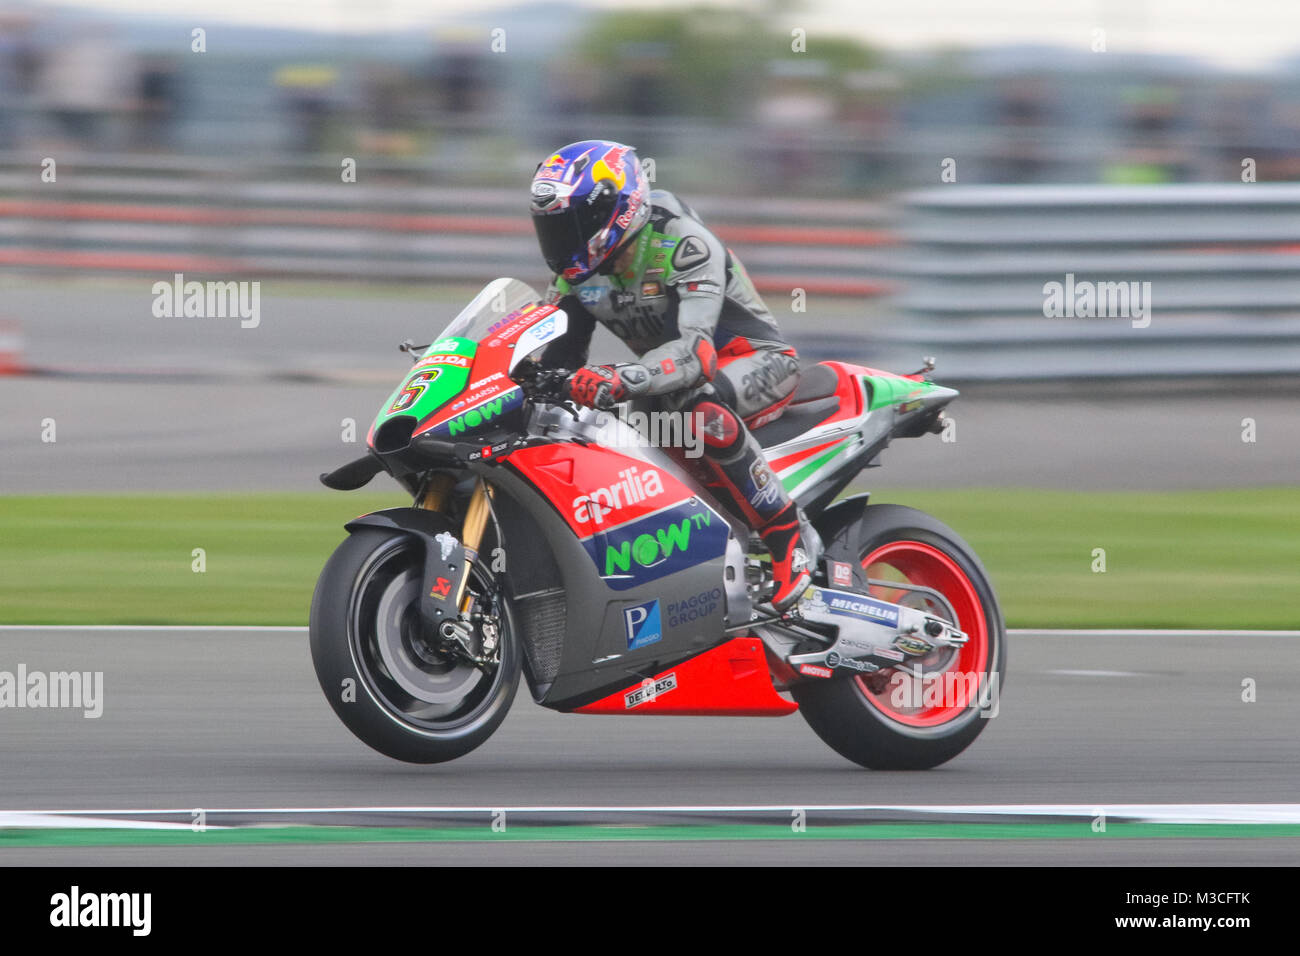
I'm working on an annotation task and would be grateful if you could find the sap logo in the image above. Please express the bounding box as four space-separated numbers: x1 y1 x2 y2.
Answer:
578 286 603 305
447 395 507 436
623 600 662 650
603 511 711 576
532 315 558 342
573 466 665 525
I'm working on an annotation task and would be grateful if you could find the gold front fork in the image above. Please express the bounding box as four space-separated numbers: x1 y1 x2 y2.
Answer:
459 479 493 565
419 473 492 614
457 479 493 612
419 472 456 513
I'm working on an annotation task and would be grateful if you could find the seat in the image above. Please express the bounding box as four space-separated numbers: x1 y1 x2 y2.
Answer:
750 363 843 448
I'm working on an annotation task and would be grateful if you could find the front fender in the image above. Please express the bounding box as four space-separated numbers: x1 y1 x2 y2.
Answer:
345 508 467 629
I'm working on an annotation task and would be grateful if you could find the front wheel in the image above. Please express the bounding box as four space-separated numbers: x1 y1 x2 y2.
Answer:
792 504 1007 770
309 528 520 763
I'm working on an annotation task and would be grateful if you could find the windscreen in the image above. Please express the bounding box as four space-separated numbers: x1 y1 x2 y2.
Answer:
433 278 544 345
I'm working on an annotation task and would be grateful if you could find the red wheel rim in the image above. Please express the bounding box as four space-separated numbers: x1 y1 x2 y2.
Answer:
858 539 990 728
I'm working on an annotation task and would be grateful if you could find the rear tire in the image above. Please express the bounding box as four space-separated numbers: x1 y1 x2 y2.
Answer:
309 528 520 763
793 504 1006 769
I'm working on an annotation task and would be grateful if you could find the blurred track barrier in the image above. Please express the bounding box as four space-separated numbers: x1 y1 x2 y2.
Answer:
7 158 1299 381
0 152 895 297
866 184 1300 380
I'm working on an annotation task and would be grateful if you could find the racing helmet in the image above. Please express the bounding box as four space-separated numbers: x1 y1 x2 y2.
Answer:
529 140 651 284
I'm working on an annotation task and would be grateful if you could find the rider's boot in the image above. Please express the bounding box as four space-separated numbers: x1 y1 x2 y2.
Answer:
687 396 818 611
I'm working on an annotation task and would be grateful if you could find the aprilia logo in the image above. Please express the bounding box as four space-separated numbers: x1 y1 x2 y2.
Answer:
573 466 665 525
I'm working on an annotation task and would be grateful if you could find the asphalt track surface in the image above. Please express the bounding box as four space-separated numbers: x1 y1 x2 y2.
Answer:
1 627 1297 865
4 376 1299 494
3 280 1300 493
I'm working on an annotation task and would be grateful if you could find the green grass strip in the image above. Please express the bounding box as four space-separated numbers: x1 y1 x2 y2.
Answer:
0 488 1297 628
5 822 1300 848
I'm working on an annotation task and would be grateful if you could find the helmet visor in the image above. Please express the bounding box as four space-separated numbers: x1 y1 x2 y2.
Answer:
532 181 619 278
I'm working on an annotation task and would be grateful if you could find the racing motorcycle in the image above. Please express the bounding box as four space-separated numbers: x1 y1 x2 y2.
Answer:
310 278 1005 769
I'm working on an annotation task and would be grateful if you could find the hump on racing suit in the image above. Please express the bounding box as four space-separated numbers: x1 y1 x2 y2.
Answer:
539 190 800 425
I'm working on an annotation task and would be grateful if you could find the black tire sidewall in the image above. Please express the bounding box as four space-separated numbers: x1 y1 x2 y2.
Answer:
793 503 1007 769
309 529 520 764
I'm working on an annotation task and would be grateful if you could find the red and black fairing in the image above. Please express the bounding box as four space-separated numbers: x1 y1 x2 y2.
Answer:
489 439 759 710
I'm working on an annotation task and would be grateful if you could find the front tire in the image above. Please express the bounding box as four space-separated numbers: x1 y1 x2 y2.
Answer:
793 504 1007 769
309 528 520 763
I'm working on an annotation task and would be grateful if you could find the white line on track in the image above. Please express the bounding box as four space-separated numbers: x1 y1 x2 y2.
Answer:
0 812 213 830
4 804 1300 826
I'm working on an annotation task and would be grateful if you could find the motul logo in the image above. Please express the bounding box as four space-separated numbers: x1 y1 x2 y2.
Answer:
572 466 665 525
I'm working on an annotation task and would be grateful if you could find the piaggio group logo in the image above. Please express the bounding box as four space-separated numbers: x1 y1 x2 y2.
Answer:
622 600 662 650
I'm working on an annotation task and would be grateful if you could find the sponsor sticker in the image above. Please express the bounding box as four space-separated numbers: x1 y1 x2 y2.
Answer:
895 635 934 656
665 587 721 628
623 600 663 651
823 651 880 674
672 235 710 270
434 531 457 561
625 672 677 709
798 663 834 679
572 466 666 525
825 594 901 627
587 502 728 590
831 561 854 588
415 353 470 369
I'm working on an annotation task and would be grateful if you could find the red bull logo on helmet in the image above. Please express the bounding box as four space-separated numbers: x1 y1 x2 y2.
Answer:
592 144 631 190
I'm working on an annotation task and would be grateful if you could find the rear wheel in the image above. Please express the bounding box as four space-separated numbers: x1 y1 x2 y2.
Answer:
309 529 519 763
792 504 1006 769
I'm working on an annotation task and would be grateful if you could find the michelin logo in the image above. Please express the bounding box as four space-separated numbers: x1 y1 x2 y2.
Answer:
827 595 900 626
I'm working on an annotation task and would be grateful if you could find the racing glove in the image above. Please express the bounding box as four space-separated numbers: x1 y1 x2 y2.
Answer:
566 363 650 409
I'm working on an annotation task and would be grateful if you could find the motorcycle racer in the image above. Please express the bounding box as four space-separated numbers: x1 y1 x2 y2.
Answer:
528 139 817 610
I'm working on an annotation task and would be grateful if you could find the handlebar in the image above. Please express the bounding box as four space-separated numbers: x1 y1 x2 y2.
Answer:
511 362 620 412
